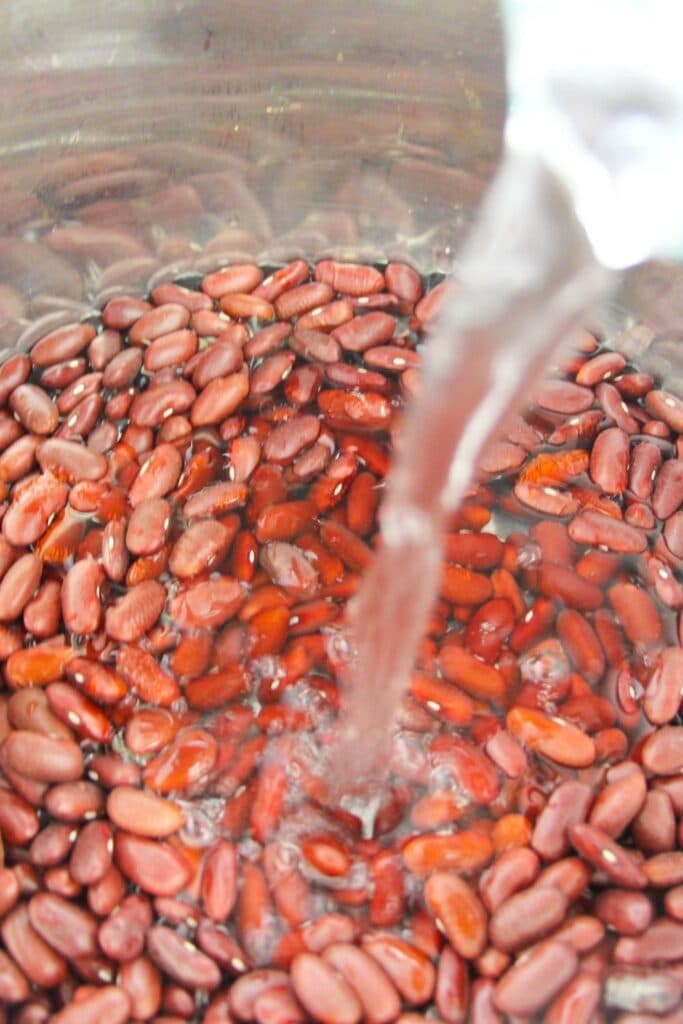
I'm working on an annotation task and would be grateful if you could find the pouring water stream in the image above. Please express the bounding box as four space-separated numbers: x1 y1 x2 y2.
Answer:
326 150 611 796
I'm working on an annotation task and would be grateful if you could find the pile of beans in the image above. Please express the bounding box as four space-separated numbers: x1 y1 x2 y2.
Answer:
0 256 681 1024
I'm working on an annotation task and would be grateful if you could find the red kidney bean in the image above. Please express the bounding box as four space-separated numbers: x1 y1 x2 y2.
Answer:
652 459 683 523
1 903 67 988
188 370 248 426
493 939 578 1017
489 885 567 952
5 731 83 783
544 971 602 1024
569 508 647 553
69 819 113 886
290 952 362 1023
315 261 384 296
119 954 163 1019
9 385 58 435
113 832 191 897
143 327 197 372
632 790 676 853
0 553 42 622
116 644 179 706
31 323 96 367
129 442 183 506
202 263 263 298
331 312 396 353
609 581 663 647
615 919 683 965
589 425 630 493
569 822 648 888
189 340 243 392
595 888 654 935
61 557 104 635
125 497 171 556
50 985 131 1024
589 765 647 837
645 388 683 431
44 780 104 821
28 822 74 867
642 726 683 775
531 780 593 860
168 517 235 578
37 438 107 482
128 302 190 344
0 353 30 406
147 925 221 990
106 786 184 838
0 947 30 1003
129 378 195 426
28 892 98 958
424 872 487 960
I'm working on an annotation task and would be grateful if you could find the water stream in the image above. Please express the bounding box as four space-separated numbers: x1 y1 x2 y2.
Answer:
327 150 612 796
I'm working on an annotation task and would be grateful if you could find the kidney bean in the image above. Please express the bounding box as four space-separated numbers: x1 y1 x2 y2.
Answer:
544 971 602 1024
113 832 191 897
589 765 647 837
116 644 179 706
30 322 96 367
594 888 654 936
588 425 630 494
51 985 131 1024
0 552 42 622
128 378 195 427
569 508 647 553
0 354 30 407
1 903 67 988
644 387 683 430
106 786 184 838
60 556 104 635
69 819 113 887
128 442 183 506
357 934 434 1006
44 780 104 821
5 731 83 783
0 948 30 1003
146 924 221 990
118 954 163 1019
642 648 683 725
423 872 487 959
28 822 73 867
569 822 648 888
615 919 683 965
642 851 683 888
28 892 98 958
331 312 396 354
493 939 578 1017
642 726 683 775
489 885 568 952
533 379 594 414
632 790 676 854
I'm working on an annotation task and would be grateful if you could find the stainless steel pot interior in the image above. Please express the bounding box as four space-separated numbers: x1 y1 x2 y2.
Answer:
0 0 679 388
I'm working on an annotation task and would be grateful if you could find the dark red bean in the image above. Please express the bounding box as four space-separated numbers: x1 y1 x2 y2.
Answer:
291 952 362 1024
28 892 98 959
147 925 221 990
1 903 67 988
489 886 567 952
50 985 131 1024
114 832 191 896
615 919 683 965
569 823 648 888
